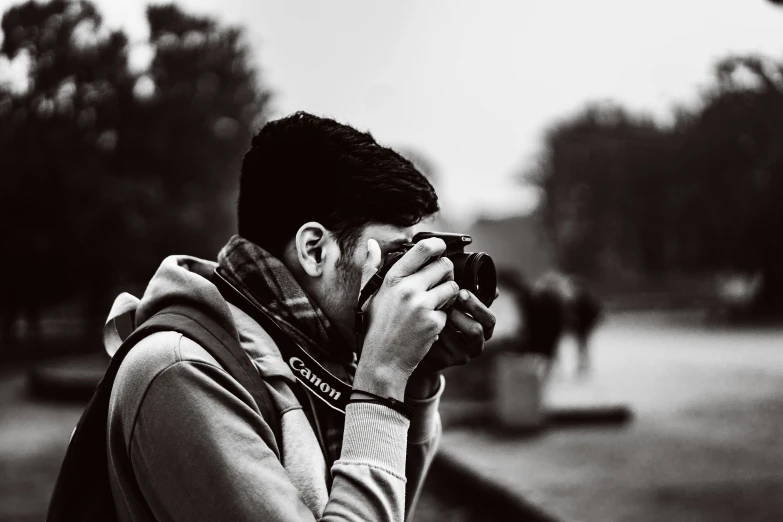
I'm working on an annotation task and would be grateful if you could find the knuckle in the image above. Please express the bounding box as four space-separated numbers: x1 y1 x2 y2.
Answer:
430 312 447 331
437 309 448 324
439 256 454 273
412 294 428 311
414 239 434 256
487 312 497 329
385 274 403 288
420 237 445 255
424 319 439 336
398 284 416 300
467 323 484 339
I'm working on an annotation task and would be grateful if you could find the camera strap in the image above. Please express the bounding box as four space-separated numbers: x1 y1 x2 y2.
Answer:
354 269 386 361
214 268 352 414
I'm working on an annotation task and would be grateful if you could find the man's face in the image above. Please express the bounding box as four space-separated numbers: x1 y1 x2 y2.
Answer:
318 223 414 349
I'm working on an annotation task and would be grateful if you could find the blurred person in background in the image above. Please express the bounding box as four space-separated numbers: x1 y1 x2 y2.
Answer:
525 272 603 378
526 272 567 376
495 268 533 346
567 277 604 376
102 112 496 522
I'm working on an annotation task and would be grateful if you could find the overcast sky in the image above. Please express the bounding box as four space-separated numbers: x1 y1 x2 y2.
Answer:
3 0 783 225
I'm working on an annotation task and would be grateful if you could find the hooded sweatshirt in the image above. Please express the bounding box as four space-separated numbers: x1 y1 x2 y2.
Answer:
105 255 443 522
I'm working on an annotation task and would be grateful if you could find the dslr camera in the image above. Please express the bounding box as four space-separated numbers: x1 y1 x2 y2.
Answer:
381 232 497 307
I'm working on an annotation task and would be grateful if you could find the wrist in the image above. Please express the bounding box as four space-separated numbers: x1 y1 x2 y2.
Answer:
405 371 442 399
353 365 408 401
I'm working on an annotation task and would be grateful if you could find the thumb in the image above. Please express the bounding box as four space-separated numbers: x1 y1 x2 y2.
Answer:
361 239 382 289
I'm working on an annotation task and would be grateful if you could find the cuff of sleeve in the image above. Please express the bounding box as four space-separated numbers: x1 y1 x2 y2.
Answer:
339 402 410 478
405 374 445 444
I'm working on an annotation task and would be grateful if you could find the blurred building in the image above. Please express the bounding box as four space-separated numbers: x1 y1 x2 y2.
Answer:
467 213 553 282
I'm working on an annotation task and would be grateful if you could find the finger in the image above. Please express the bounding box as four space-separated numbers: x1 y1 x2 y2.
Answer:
387 238 446 279
406 256 454 291
360 239 383 289
423 280 460 310
449 304 491 342
442 292 459 311
448 308 484 341
456 290 496 340
437 322 475 361
431 309 448 334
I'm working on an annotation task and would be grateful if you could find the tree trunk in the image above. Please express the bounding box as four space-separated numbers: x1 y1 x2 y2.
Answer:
749 266 783 319
1 310 15 347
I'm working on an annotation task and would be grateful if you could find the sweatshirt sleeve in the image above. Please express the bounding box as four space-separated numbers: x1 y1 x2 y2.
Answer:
403 375 445 520
128 359 410 522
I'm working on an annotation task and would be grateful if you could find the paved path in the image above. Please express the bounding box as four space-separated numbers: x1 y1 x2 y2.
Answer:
0 367 82 522
438 312 783 521
2 312 782 521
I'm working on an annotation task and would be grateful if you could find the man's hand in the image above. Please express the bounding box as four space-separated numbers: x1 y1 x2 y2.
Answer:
406 288 497 398
353 238 458 401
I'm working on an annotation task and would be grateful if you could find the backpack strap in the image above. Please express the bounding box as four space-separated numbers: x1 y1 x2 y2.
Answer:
142 305 282 449
46 304 281 522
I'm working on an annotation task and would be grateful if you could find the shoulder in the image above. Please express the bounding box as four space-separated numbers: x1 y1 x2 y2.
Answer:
109 331 229 445
115 332 222 394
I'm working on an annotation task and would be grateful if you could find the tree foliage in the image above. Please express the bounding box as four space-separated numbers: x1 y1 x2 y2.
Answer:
0 0 270 339
529 54 783 311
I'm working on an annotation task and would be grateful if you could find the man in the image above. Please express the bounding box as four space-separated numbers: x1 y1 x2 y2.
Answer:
567 278 603 376
525 272 603 377
103 112 496 521
525 272 567 375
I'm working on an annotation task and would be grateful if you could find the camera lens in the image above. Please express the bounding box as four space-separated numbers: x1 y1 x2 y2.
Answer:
448 252 497 306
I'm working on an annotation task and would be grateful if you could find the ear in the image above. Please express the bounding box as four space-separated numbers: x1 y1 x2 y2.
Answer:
294 222 329 278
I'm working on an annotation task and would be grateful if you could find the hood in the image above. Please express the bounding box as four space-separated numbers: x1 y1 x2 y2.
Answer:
104 255 237 357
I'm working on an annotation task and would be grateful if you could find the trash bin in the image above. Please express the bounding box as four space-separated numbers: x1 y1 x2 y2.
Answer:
492 352 547 431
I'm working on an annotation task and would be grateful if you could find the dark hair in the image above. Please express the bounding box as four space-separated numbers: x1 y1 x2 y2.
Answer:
238 111 439 259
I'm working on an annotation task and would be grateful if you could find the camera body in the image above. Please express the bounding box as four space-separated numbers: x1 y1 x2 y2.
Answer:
381 231 497 306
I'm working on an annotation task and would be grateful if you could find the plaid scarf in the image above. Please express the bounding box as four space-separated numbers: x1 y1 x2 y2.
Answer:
217 235 355 469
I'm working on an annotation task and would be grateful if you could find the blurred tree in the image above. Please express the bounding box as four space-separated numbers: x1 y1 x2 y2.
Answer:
678 55 783 313
527 103 673 278
0 0 134 342
0 0 270 348
135 4 269 268
526 54 783 316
